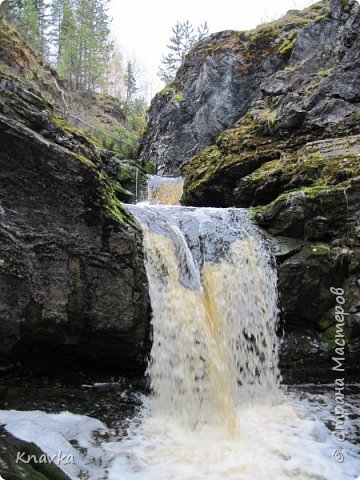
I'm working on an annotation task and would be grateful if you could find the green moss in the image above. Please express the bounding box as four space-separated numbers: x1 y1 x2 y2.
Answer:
246 0 330 44
68 151 95 167
156 81 184 100
0 18 59 105
182 112 284 201
186 144 222 175
341 0 351 13
249 26 280 45
182 145 223 194
278 31 298 57
314 14 328 23
159 85 175 96
97 172 136 227
291 0 331 21
143 161 157 174
317 67 333 78
306 77 323 94
52 115 102 149
249 204 268 218
140 124 148 136
283 66 296 73
260 182 349 213
239 149 360 207
216 113 264 151
258 108 277 124
172 93 183 103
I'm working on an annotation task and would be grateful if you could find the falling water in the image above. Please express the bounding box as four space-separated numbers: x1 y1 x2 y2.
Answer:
127 204 280 434
147 175 184 205
109 176 360 480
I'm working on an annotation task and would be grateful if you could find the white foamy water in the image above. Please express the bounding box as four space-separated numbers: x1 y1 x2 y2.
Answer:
118 176 360 480
0 410 109 479
107 391 360 480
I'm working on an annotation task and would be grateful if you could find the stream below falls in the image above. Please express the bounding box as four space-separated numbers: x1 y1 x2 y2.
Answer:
113 176 360 480
0 175 359 480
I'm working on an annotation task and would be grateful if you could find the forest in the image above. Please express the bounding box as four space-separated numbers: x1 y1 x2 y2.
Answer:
0 0 146 158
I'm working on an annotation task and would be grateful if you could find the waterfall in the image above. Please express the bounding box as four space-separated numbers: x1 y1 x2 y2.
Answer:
110 176 359 480
127 177 280 434
147 175 184 205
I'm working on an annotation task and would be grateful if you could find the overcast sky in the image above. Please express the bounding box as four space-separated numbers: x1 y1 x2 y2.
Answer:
109 0 317 98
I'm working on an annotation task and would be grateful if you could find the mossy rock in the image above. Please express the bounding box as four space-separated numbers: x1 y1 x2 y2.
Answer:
254 183 351 240
52 115 103 151
181 112 285 205
278 31 298 57
341 0 352 13
234 149 360 207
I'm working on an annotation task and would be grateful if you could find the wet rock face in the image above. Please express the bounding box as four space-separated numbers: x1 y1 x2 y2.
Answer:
0 112 150 375
0 19 150 376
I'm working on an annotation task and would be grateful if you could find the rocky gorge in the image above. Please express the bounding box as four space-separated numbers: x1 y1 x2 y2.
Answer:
0 2 360 478
139 0 360 382
0 0 359 386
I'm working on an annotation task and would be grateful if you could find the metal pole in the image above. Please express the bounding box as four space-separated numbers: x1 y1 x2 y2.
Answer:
135 167 139 203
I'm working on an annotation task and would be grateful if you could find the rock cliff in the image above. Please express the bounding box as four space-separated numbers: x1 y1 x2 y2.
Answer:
140 0 360 382
0 17 150 376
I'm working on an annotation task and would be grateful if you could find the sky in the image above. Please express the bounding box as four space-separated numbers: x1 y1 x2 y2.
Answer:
109 0 318 99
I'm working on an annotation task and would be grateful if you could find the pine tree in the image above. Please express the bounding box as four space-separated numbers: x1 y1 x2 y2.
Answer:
19 0 42 51
158 20 209 84
48 0 63 66
124 60 138 108
1 0 114 94
57 0 77 88
37 0 49 54
86 0 112 91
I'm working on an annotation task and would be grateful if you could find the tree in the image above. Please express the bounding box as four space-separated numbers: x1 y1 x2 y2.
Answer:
124 60 138 108
0 0 49 55
20 1 43 51
158 20 209 84
52 0 112 91
37 0 49 54
2 0 114 94
57 0 77 87
48 0 63 65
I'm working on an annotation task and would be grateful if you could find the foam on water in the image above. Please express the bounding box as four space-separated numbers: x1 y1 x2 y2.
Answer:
107 391 360 480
